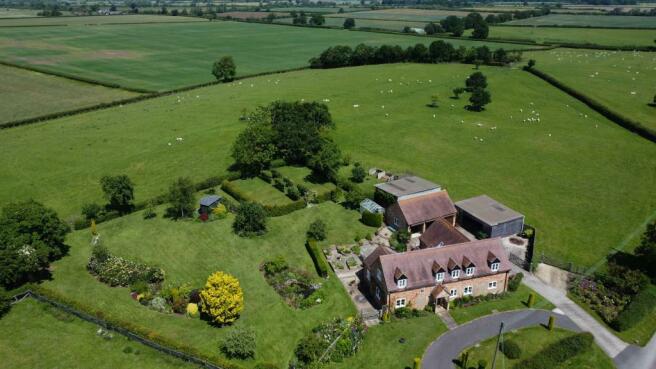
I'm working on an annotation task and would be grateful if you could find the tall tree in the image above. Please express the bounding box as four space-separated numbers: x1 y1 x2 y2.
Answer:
343 17 355 29
100 175 134 213
168 177 195 218
309 14 325 26
233 202 267 237
472 21 489 39
212 56 236 82
308 139 342 182
231 109 276 176
469 88 491 111
465 72 488 92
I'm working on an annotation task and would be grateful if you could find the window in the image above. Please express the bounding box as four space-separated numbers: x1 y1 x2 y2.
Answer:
375 286 381 300
491 262 500 272
393 217 399 226
435 272 445 283
397 278 407 289
488 281 497 289
451 269 460 279
449 288 458 298
395 298 406 308
464 286 473 295
465 267 475 276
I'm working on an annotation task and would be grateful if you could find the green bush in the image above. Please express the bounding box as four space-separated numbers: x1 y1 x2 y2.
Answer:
221 180 254 202
233 202 268 237
254 363 280 369
307 219 327 241
81 202 104 220
508 273 523 292
306 239 329 277
394 307 413 319
500 339 521 359
516 332 593 369
611 284 656 331
287 186 301 200
264 200 306 217
361 210 383 227
259 170 272 183
478 359 488 369
0 289 11 318
221 327 256 359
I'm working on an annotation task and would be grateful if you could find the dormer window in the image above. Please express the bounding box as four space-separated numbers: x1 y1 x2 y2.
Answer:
451 269 460 279
397 278 407 289
491 262 500 272
465 267 475 276
435 272 445 282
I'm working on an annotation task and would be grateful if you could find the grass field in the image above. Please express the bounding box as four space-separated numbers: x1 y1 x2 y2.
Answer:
270 6 359 13
0 20 523 91
0 14 205 26
0 8 41 18
0 299 200 369
275 166 337 197
476 26 656 47
276 16 427 32
526 48 656 130
463 326 616 369
327 8 494 22
40 201 374 368
1 64 655 267
0 64 139 123
230 177 294 206
505 14 656 28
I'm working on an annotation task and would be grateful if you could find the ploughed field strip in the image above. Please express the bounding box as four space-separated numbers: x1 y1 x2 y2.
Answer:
0 19 528 91
0 63 654 267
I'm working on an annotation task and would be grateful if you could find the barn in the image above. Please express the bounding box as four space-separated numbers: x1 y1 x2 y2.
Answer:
455 195 524 238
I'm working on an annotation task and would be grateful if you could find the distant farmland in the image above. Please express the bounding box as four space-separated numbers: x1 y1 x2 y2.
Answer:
326 8 495 22
473 26 656 47
0 14 205 26
505 14 656 28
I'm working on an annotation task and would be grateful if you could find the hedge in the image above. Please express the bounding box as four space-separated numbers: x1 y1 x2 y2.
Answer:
513 332 593 369
306 239 329 278
611 284 656 331
500 340 522 359
221 180 255 203
264 200 306 217
526 67 656 143
361 211 383 227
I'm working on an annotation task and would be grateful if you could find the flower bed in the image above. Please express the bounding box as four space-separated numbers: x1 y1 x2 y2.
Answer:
261 256 324 309
293 317 366 368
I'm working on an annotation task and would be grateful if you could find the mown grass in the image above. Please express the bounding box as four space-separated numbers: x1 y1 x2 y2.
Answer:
463 326 616 369
449 284 555 325
231 177 293 206
1 64 655 267
0 8 42 18
472 26 656 47
40 201 374 368
505 14 656 27
0 299 201 369
0 20 522 91
526 48 656 130
275 166 336 197
0 64 139 123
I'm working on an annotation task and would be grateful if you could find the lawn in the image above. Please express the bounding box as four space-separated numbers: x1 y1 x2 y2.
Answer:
230 177 294 206
1 64 655 267
449 284 555 325
326 8 495 22
0 64 139 124
0 8 42 18
327 315 447 369
505 14 656 28
474 26 656 47
0 20 522 91
463 326 616 369
0 14 205 26
275 166 337 197
39 201 375 368
526 48 656 130
0 299 201 369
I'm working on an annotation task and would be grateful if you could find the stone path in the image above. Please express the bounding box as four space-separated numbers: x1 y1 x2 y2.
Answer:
436 308 458 330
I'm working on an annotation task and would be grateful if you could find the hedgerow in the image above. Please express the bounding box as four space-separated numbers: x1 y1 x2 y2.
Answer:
306 239 329 278
611 284 656 331
513 332 593 369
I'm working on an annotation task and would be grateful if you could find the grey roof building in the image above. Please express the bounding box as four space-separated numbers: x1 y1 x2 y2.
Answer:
455 195 524 238
375 176 441 200
360 198 384 214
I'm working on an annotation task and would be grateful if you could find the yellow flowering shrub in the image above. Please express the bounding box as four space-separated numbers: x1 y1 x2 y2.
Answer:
212 204 228 219
199 271 244 324
186 303 199 317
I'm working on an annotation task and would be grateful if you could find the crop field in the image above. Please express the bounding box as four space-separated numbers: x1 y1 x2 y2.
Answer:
0 20 524 91
0 14 205 26
276 16 427 32
326 8 495 22
0 8 41 17
0 299 200 369
270 6 360 13
1 63 654 267
218 11 288 19
505 14 656 28
526 48 656 130
40 201 374 368
0 64 139 123
478 26 656 47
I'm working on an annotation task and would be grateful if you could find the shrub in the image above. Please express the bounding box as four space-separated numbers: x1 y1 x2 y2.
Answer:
186 303 199 317
81 202 104 220
611 284 656 331
351 164 366 183
306 239 329 277
233 202 267 237
259 170 272 183
221 327 256 359
361 211 383 227
516 332 593 369
87 245 164 287
0 289 11 318
343 189 364 209
148 296 170 313
499 339 521 359
508 272 523 292
142 203 157 219
263 256 288 275
212 203 228 219
295 317 365 365
254 363 279 369
287 186 301 200
394 307 413 319
477 359 487 369
130 280 149 294
307 219 327 241
199 271 244 325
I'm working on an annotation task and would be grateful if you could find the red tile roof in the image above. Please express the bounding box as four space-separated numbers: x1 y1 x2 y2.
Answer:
419 218 470 248
397 191 456 226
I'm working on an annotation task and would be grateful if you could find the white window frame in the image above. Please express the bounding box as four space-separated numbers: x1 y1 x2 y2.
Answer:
464 286 473 295
465 267 475 276
395 298 406 308
397 278 407 289
435 272 445 283
451 269 460 279
488 281 497 290
393 217 399 226
449 288 458 298
491 262 500 272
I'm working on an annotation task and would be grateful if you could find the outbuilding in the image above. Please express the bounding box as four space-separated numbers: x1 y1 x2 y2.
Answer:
455 195 524 238
199 195 222 215
360 198 384 214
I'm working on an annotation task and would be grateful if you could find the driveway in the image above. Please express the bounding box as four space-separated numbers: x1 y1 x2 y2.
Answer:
422 309 579 369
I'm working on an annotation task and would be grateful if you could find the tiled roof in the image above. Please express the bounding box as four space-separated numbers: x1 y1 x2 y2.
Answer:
397 191 456 226
419 218 470 248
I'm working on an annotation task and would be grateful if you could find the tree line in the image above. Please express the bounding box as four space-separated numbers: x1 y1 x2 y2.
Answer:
309 41 522 69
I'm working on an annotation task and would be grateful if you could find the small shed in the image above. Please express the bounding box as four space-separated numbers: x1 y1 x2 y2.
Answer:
455 195 524 238
359 198 384 214
199 195 222 215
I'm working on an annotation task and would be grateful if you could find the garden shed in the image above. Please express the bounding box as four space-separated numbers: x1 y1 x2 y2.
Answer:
359 198 384 214
199 195 222 215
455 195 524 238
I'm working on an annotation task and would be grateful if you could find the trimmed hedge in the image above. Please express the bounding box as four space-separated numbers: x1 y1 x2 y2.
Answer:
500 339 522 359
611 284 656 331
526 67 656 143
361 211 383 227
514 332 593 369
221 180 255 202
264 200 306 217
306 239 329 278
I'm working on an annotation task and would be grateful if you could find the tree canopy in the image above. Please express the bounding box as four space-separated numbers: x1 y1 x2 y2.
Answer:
167 177 195 219
233 202 267 237
212 56 236 82
100 175 134 213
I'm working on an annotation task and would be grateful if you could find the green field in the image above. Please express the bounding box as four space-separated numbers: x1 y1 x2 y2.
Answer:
0 8 41 18
526 48 656 130
327 8 494 22
0 14 204 26
0 64 139 123
505 14 656 28
230 177 294 206
476 26 656 47
270 6 359 13
40 201 374 368
0 64 654 267
0 20 524 91
0 299 200 369
275 166 337 196
277 16 427 32
464 326 616 369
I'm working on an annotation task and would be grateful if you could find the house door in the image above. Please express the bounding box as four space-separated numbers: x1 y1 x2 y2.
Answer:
436 297 448 310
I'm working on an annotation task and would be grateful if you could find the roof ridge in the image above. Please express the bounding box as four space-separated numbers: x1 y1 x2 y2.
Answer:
379 237 502 260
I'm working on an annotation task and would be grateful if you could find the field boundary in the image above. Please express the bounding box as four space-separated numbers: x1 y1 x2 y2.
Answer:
11 289 242 369
525 67 656 143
